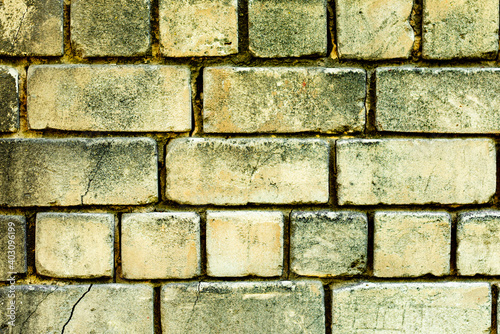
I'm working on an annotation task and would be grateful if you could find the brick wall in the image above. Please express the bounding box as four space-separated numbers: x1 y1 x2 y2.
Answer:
0 0 499 333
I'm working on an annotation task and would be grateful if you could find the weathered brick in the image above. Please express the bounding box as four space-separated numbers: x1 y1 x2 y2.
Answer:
0 215 26 281
204 67 366 133
331 282 491 334
0 284 154 333
71 0 151 57
0 67 19 132
377 67 500 133
0 138 158 206
0 0 63 56
336 139 496 205
121 212 201 279
374 211 451 277
166 138 329 205
207 211 283 277
35 213 114 278
248 0 327 57
28 65 191 132
335 0 414 60
422 0 499 59
457 211 500 276
290 211 367 277
161 281 325 333
160 0 238 57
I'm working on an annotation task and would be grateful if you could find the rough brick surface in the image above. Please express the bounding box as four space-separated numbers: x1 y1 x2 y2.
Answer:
0 66 19 132
28 65 191 132
0 0 63 56
35 213 114 278
248 0 327 57
166 138 329 205
374 211 451 277
71 0 151 57
0 215 26 281
290 211 367 277
457 211 500 276
203 67 366 133
0 284 154 333
206 211 283 277
331 282 491 334
0 138 158 206
335 0 414 60
377 67 500 133
336 139 496 205
422 0 499 59
160 0 238 57
121 212 201 279
161 281 325 333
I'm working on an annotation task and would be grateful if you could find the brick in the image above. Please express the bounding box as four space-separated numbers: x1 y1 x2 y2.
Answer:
422 0 499 59
0 138 158 206
0 284 154 333
0 67 19 132
71 0 151 57
336 139 496 205
457 211 500 276
121 212 201 279
204 67 366 133
0 0 63 56
331 282 491 334
0 215 26 281
374 211 451 277
290 211 367 277
377 67 500 134
28 65 191 132
166 138 329 205
161 281 325 333
159 0 238 57
35 213 114 278
335 0 414 60
206 211 283 277
248 0 327 57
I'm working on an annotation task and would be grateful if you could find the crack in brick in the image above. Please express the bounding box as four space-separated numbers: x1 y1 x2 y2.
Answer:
80 145 109 205
21 287 59 331
186 281 202 326
61 284 93 334
12 7 29 48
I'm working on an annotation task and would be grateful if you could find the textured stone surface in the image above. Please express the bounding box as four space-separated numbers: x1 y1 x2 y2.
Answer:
335 0 414 59
0 0 63 56
204 67 366 133
336 139 496 205
0 138 158 206
290 211 367 277
248 0 327 57
161 281 325 333
0 66 19 132
0 215 26 281
207 211 283 277
166 138 329 205
0 284 154 333
331 282 491 334
35 213 114 278
121 212 201 279
377 67 500 133
422 0 499 59
28 65 191 132
457 211 500 276
374 211 451 277
160 0 238 56
71 0 151 57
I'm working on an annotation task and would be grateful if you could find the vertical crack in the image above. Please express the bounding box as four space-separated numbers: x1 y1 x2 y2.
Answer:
186 282 202 326
61 284 93 334
80 144 110 205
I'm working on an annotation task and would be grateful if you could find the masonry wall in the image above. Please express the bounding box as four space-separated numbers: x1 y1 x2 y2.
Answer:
0 0 500 333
